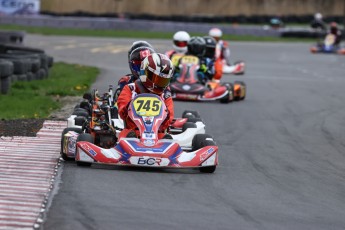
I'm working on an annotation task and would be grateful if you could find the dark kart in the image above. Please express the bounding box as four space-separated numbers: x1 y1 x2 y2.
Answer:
310 34 345 54
170 55 246 103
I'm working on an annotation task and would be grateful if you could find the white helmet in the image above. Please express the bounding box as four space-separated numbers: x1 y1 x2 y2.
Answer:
314 13 322 20
173 31 190 53
209 28 223 39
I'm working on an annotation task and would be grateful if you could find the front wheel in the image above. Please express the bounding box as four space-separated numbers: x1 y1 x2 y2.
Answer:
60 127 83 161
76 133 94 167
198 139 217 173
220 82 234 104
182 110 201 118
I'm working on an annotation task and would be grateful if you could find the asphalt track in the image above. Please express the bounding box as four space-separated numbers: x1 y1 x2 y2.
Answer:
24 35 345 230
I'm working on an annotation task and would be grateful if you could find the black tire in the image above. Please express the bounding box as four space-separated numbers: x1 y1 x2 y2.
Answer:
47 55 54 67
197 139 217 173
76 133 94 167
182 122 197 132
75 116 87 126
182 110 201 118
0 76 11 94
220 82 234 103
234 81 246 100
60 127 83 161
0 55 31 74
16 74 28 81
0 59 14 77
0 44 44 53
26 72 34 81
73 110 89 118
192 134 213 151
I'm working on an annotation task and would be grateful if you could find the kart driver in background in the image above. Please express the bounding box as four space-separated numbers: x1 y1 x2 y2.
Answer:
310 13 327 32
209 27 232 66
173 36 214 84
114 41 155 100
117 53 175 139
329 22 342 47
165 31 191 66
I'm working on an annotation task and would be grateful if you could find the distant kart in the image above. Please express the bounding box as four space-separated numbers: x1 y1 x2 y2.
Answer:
310 34 345 54
170 55 246 103
61 87 206 161
220 60 245 75
75 93 218 173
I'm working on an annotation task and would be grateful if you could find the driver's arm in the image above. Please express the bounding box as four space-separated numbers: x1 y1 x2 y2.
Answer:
117 85 133 120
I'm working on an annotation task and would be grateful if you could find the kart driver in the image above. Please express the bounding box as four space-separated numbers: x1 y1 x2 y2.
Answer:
114 41 155 100
208 27 232 66
173 36 213 84
310 13 327 32
329 22 342 47
203 35 222 82
165 31 191 66
117 53 175 138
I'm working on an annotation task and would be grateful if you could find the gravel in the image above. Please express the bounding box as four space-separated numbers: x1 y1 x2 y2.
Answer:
0 96 81 137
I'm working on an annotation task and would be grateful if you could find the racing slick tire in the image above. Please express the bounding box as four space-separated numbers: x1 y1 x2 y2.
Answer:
76 133 95 167
192 134 213 151
220 82 234 104
72 108 89 118
192 134 216 173
182 122 197 132
60 127 83 161
199 139 217 173
74 116 87 126
234 81 246 100
182 110 201 118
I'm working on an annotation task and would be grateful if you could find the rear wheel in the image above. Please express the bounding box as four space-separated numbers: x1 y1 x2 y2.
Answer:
220 82 234 103
234 81 246 100
60 127 83 161
182 122 197 132
192 134 213 151
182 110 201 118
76 133 94 167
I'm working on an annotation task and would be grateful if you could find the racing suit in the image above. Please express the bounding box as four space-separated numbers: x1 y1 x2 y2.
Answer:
330 29 342 46
117 80 174 138
213 40 231 81
114 74 137 101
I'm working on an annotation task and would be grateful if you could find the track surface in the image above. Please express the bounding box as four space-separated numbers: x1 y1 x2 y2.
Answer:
25 35 345 230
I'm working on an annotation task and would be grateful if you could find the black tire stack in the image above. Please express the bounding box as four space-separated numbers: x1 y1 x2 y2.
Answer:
0 31 54 94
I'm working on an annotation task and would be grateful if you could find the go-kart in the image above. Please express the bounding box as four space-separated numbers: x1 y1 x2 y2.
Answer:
221 60 245 75
60 87 119 161
61 86 207 161
310 34 345 54
170 55 246 103
75 93 218 173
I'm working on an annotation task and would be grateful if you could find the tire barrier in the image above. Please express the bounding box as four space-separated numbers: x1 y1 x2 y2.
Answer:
0 38 54 94
0 31 25 44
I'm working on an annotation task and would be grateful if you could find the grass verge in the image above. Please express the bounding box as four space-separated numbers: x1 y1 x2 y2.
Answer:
0 62 99 120
0 24 315 42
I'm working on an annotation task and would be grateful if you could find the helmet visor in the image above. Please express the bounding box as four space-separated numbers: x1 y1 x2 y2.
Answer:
145 66 171 88
174 40 188 47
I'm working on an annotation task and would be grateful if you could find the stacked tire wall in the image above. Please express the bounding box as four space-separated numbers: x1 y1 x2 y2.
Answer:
0 32 54 94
